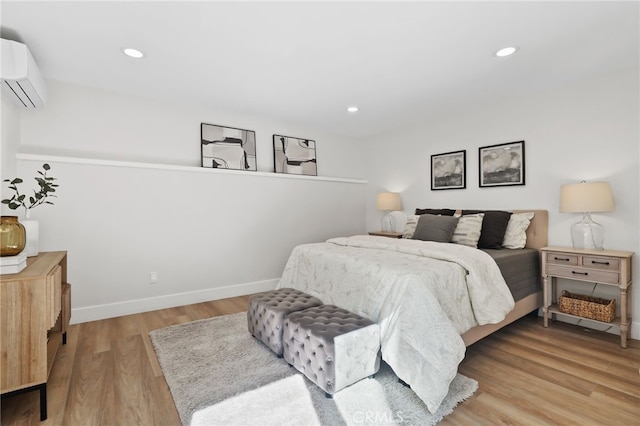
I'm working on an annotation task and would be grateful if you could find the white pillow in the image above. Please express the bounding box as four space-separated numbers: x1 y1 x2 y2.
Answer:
402 215 419 238
451 213 484 248
502 212 535 249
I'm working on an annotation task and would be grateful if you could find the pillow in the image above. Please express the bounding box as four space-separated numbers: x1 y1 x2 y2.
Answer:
502 212 535 249
402 215 420 239
451 213 484 248
461 210 512 249
414 208 457 216
411 214 459 243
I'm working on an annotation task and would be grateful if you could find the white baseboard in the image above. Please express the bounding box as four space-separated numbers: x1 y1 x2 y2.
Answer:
70 278 279 324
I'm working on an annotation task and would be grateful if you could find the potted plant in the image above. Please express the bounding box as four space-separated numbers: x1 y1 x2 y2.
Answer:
1 163 59 257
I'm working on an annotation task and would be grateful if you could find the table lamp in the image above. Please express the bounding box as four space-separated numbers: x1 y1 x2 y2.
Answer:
376 192 402 232
559 181 614 250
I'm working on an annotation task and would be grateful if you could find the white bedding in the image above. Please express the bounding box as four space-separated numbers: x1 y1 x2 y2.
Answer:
276 235 515 413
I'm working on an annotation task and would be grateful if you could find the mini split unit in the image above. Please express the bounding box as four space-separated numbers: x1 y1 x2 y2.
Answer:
1 38 47 108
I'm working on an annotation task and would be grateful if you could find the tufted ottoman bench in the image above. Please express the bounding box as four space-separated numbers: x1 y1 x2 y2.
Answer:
283 304 381 397
247 288 323 356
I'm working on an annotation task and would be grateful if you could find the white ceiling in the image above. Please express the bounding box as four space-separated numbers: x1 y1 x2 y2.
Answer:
2 1 638 138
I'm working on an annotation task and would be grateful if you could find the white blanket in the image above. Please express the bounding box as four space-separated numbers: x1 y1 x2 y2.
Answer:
277 235 514 413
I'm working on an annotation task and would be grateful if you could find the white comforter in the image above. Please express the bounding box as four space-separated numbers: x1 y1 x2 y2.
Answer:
276 235 515 413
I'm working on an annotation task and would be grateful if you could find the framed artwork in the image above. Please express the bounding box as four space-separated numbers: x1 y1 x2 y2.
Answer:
201 123 256 171
431 150 466 190
273 134 317 176
479 140 525 187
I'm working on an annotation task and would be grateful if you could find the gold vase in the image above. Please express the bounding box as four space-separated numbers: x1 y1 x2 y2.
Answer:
1 216 26 256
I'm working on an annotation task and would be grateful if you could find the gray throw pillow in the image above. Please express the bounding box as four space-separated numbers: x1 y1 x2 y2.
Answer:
411 214 459 243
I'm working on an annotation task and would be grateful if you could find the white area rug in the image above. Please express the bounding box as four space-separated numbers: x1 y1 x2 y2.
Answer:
150 312 477 425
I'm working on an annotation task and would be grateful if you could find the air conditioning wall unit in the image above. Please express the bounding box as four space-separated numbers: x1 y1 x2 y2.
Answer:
1 38 47 108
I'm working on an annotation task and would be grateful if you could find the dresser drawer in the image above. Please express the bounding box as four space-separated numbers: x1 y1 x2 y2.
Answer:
546 264 620 285
546 252 578 266
582 255 619 271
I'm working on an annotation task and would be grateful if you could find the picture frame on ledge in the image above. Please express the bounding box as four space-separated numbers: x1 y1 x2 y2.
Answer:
273 134 317 176
431 150 466 190
201 123 257 171
479 140 525 187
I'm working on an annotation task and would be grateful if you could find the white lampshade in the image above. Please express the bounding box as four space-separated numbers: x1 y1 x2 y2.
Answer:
559 182 614 213
559 181 614 250
376 192 402 211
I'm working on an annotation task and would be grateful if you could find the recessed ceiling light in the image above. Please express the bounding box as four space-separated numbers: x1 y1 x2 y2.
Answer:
347 106 359 113
123 48 145 58
495 46 518 57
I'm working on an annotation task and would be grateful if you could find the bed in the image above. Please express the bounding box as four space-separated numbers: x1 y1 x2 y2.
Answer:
462 209 547 345
276 209 548 413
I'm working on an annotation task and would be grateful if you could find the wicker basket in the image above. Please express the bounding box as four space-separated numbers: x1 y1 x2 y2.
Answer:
558 290 615 323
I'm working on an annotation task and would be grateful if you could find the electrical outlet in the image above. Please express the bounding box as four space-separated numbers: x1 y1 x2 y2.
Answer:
150 272 158 284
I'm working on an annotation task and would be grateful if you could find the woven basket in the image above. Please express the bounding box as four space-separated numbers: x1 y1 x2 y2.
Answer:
558 290 615 323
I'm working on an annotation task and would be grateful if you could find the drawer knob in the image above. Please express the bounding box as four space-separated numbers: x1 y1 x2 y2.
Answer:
591 260 610 265
554 257 570 261
571 271 588 276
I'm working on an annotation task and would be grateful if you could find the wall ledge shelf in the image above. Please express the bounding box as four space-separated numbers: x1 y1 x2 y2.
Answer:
16 153 367 184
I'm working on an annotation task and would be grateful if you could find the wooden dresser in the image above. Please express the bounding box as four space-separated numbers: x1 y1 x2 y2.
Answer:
1 251 71 420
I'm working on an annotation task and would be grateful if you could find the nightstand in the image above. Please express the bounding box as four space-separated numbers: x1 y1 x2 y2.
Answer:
541 246 634 348
368 231 402 238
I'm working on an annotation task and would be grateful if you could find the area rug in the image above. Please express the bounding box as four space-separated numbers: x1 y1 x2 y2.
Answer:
150 312 477 426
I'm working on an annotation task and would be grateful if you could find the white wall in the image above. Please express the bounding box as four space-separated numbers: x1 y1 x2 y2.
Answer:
19 81 364 178
0 97 21 185
9 80 367 322
364 67 640 338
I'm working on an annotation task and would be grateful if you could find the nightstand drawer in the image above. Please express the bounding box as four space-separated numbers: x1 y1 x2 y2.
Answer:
582 255 619 271
546 264 619 285
546 252 578 266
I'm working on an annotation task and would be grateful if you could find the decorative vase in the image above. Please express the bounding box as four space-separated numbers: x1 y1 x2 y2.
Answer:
22 211 39 257
0 216 26 256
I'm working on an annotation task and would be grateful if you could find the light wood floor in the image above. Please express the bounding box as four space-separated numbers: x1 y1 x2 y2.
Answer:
2 296 638 425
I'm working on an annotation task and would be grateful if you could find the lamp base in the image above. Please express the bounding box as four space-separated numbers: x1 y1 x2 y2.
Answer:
571 213 604 250
381 211 395 232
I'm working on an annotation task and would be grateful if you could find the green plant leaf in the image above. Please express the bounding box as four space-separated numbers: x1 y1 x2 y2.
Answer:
3 163 58 211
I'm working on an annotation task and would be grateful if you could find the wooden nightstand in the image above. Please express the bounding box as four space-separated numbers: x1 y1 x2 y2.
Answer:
541 246 634 348
368 231 403 238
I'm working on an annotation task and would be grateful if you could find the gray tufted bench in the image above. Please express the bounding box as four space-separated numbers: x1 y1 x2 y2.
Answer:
283 304 381 397
247 288 323 356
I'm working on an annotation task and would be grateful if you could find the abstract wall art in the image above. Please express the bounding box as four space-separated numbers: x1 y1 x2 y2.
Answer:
479 140 525 187
273 135 317 176
201 123 257 171
431 150 466 190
